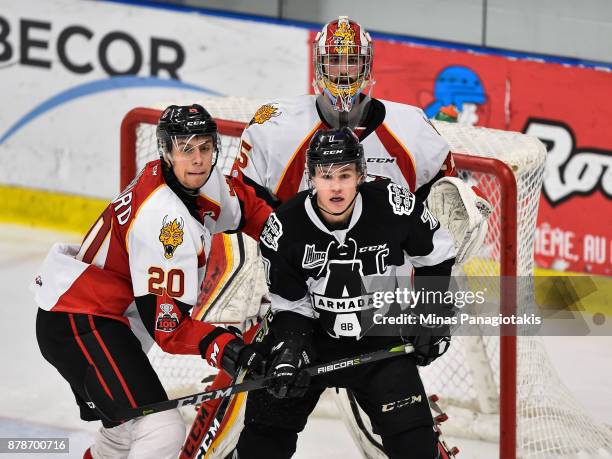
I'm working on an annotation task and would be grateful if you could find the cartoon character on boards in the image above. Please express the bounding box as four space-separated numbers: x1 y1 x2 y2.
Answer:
424 66 487 126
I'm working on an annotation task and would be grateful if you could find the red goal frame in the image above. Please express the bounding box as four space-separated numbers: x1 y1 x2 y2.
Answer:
119 107 519 459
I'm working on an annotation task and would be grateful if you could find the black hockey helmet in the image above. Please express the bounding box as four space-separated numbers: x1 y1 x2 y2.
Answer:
156 104 220 166
306 127 366 178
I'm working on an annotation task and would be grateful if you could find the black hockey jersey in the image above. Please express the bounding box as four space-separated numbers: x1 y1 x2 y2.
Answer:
259 179 456 341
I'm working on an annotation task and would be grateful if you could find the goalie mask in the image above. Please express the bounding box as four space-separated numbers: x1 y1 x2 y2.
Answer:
313 16 374 112
157 104 220 170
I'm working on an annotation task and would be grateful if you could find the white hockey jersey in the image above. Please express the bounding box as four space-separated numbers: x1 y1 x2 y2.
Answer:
31 160 271 355
233 94 452 203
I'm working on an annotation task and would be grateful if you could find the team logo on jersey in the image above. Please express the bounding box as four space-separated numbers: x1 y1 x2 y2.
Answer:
333 18 356 54
156 303 179 332
159 216 184 259
260 213 283 251
302 244 327 269
387 183 415 216
249 104 280 125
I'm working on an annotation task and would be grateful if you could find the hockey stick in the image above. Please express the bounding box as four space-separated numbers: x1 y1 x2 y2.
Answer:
181 309 274 458
85 342 414 423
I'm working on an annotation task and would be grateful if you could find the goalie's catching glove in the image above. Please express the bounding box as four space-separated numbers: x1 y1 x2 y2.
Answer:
427 176 492 264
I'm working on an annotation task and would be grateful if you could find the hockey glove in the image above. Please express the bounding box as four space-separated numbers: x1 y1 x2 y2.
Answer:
198 326 265 378
411 332 451 366
266 311 315 399
266 339 312 399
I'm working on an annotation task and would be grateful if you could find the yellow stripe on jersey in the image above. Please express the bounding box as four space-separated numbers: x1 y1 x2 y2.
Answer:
274 122 324 197
382 122 417 178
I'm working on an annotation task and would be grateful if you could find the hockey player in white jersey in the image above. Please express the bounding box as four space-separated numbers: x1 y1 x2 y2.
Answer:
33 105 271 459
195 15 489 459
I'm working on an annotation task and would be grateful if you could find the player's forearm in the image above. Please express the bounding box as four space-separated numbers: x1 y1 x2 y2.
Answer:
135 294 221 355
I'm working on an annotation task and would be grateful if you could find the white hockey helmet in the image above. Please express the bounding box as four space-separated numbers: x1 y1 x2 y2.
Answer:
312 16 374 112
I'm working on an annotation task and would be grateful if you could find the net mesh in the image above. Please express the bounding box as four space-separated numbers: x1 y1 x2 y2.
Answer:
124 97 612 458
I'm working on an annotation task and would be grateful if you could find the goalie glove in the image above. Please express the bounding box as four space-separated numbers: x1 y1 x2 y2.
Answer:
427 176 492 264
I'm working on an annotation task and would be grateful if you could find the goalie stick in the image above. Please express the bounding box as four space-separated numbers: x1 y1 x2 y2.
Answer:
84 343 415 423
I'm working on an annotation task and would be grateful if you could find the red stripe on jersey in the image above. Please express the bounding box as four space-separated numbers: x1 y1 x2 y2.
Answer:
87 315 138 408
52 266 133 324
197 195 222 222
441 152 458 177
68 313 115 401
82 207 113 264
375 123 417 191
275 122 325 203
197 245 207 268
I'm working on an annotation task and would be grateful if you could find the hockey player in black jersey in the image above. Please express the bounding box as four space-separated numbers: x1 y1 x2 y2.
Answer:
234 127 457 458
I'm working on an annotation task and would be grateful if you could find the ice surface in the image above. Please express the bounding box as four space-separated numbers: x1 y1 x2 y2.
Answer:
1 224 610 458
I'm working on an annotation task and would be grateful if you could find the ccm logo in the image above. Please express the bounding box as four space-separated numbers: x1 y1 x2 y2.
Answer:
381 395 422 412
186 121 206 126
358 244 387 253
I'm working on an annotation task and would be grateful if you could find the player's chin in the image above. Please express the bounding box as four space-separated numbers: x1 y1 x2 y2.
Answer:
185 172 208 188
327 197 345 211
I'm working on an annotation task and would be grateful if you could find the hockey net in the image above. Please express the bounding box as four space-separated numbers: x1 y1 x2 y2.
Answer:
120 97 612 459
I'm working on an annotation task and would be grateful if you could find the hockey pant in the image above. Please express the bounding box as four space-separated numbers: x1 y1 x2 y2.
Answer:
36 308 185 459
235 341 435 459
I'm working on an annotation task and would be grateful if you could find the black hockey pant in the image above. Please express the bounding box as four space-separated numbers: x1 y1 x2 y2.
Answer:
236 353 436 458
36 308 168 428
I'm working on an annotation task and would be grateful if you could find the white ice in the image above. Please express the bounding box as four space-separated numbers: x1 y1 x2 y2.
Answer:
1 223 610 459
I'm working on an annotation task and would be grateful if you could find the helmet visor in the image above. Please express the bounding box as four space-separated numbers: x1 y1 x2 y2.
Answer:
310 162 363 190
166 134 219 167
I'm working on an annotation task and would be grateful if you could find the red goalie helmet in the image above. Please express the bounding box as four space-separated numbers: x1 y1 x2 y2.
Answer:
313 16 374 112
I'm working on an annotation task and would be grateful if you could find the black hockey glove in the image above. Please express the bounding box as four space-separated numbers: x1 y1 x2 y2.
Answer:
409 261 455 366
266 339 313 398
410 331 451 366
266 311 315 399
198 326 265 379
221 338 266 379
